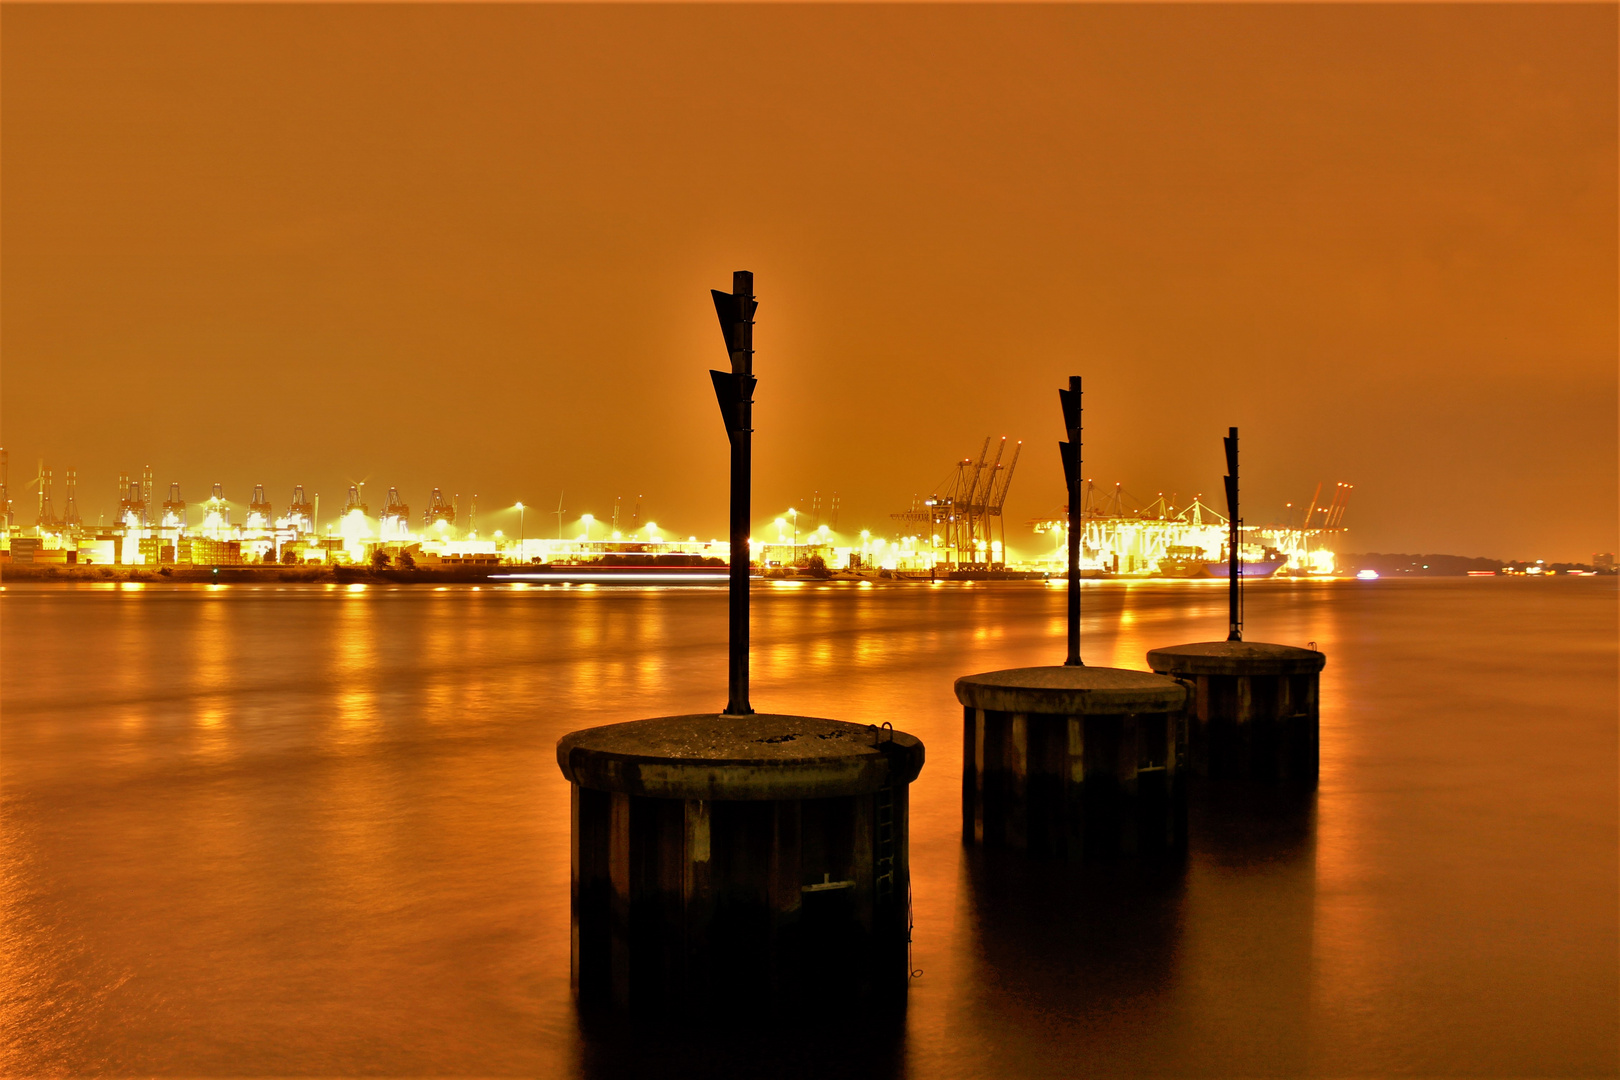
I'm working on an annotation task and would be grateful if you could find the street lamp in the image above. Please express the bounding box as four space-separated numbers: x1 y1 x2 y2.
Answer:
582 513 594 543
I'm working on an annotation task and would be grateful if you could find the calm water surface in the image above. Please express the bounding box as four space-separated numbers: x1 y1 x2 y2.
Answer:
2 579 1615 1077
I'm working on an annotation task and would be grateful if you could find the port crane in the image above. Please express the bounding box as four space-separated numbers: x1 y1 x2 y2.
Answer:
890 436 1022 569
286 486 314 534
424 488 455 530
248 485 274 529
380 488 411 537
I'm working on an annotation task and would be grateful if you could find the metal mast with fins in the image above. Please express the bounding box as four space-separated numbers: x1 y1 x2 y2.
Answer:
709 271 757 716
1059 377 1083 666
1224 427 1242 641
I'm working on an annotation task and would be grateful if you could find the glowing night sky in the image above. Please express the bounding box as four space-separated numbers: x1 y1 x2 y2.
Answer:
3 4 1614 559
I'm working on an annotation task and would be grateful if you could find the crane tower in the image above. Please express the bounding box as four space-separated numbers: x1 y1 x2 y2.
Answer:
62 469 81 531
890 436 1022 569
248 485 273 530
162 483 187 529
34 463 60 531
0 449 11 532
380 488 411 538
424 488 455 531
286 486 314 534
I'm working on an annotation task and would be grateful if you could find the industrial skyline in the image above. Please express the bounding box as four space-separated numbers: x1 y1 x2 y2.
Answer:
0 432 1361 565
3 443 1365 576
2 438 1361 565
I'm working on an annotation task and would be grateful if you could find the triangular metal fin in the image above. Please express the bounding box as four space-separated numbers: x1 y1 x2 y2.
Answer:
1059 385 1083 436
712 290 742 358
710 369 740 435
1059 440 1080 489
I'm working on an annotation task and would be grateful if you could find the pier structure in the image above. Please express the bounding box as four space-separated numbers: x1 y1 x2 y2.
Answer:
559 713 923 1014
956 665 1187 858
1147 428 1326 785
1145 641 1324 784
954 377 1188 859
557 272 926 1016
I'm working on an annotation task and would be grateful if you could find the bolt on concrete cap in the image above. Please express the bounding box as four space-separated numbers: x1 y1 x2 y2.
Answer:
954 665 1186 715
557 713 925 801
1146 641 1327 678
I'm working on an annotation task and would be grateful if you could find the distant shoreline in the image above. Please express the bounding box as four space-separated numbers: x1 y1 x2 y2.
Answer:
2 555 1609 585
0 564 1047 585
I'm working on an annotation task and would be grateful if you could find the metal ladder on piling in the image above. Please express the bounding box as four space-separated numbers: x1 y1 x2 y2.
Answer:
875 784 895 904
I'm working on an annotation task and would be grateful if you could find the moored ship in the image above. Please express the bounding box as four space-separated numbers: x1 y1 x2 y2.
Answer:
1203 556 1287 579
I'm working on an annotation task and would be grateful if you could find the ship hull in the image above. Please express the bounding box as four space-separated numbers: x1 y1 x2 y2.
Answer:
1203 558 1286 579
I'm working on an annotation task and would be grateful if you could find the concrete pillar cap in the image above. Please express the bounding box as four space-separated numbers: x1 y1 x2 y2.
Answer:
1146 640 1326 677
557 713 924 800
953 665 1186 715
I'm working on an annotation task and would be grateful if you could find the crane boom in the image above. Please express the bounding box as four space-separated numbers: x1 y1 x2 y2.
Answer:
989 441 1021 512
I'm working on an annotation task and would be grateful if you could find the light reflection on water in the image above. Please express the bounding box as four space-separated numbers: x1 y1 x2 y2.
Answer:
0 579 1614 1077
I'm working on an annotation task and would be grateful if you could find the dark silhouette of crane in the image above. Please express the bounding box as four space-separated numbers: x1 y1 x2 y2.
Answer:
891 436 1022 569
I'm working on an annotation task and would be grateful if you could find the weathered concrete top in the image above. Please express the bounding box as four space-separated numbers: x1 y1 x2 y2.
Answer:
557 713 925 801
954 666 1186 715
1146 641 1326 678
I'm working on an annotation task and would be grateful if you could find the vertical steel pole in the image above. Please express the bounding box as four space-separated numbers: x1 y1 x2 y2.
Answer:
1227 426 1241 642
727 271 755 715
1065 377 1083 667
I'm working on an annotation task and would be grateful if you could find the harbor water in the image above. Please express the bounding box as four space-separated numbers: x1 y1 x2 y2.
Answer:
2 578 1615 1076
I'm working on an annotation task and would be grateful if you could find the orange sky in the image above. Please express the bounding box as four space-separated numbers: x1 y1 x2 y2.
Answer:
3 4 1614 559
